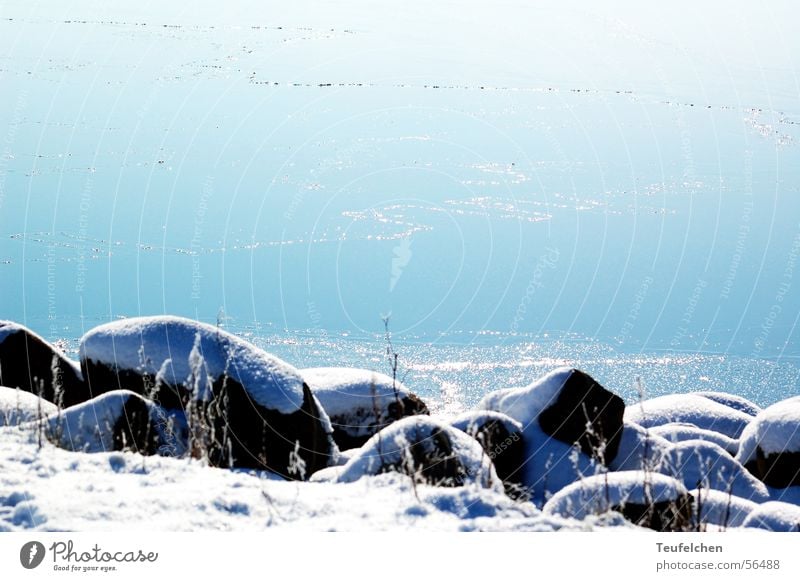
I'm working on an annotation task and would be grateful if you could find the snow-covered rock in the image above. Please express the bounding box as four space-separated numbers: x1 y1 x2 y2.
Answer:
690 489 757 529
80 316 302 411
607 421 672 472
625 394 751 439
300 367 429 450
658 441 770 502
336 416 501 491
736 397 800 488
79 316 337 478
742 501 800 532
543 471 693 531
693 391 762 417
0 321 88 407
478 367 625 464
450 410 525 497
0 387 57 427
651 423 739 455
33 390 182 456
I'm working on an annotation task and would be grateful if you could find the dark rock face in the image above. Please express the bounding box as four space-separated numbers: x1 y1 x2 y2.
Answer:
0 321 89 407
755 448 800 489
538 369 625 464
614 496 694 532
203 381 334 479
452 411 525 497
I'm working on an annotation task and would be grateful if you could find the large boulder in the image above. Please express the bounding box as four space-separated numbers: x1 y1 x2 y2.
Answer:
300 367 429 450
450 410 525 497
0 386 58 426
543 471 693 531
35 390 182 456
658 441 770 502
736 397 800 488
626 394 751 439
336 416 501 490
79 316 337 478
0 321 89 407
479 367 625 465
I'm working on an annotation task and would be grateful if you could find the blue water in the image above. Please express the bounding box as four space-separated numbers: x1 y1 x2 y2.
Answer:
1 1 799 405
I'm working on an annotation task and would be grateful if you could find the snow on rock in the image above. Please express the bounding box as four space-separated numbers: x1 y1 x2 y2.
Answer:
336 416 502 491
0 321 88 407
79 316 337 478
658 441 770 503
450 410 525 497
625 394 751 439
742 501 800 532
693 391 762 417
33 390 184 456
80 316 303 412
736 397 800 488
478 367 625 465
690 489 757 529
0 387 57 427
607 422 672 472
543 471 693 531
300 367 429 450
651 423 739 456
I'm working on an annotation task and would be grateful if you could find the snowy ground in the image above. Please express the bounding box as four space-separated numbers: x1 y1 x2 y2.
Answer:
0 427 596 532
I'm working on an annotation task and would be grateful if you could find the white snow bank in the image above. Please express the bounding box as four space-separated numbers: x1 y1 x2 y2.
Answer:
0 427 578 532
742 501 800 532
607 422 671 472
80 316 304 414
736 397 800 465
693 391 762 417
658 441 770 502
690 489 757 528
625 394 751 439
336 416 502 491
651 423 739 455
543 471 688 521
0 387 57 427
